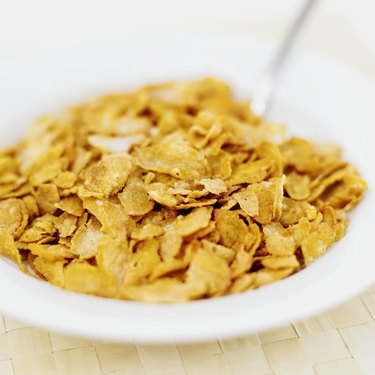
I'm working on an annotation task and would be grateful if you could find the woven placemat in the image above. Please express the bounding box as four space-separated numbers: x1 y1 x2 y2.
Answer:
1 285 375 375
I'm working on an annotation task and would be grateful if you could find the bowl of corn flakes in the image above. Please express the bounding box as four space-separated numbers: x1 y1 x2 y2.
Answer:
0 34 373 343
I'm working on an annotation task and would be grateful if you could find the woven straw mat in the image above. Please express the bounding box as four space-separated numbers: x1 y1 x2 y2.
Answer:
1 285 375 375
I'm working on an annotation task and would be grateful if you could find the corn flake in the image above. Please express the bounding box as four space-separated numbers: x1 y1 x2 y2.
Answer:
65 261 118 298
175 207 212 236
119 183 154 216
0 198 28 238
28 243 76 261
54 212 77 238
33 183 60 214
33 257 66 287
71 219 103 258
96 235 130 280
186 248 231 297
55 195 84 216
122 239 161 286
285 172 310 200
229 158 273 186
0 228 24 270
136 142 209 179
214 209 253 250
83 153 134 196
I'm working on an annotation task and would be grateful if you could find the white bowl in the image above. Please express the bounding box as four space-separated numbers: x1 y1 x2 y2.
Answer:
0 34 374 343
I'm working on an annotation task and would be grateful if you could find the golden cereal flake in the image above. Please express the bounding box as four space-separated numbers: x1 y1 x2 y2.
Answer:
285 172 310 200
229 158 274 186
55 195 84 217
233 189 259 217
263 223 296 256
214 209 259 251
122 239 161 286
54 212 77 238
175 207 212 236
201 239 235 263
96 235 130 280
27 243 76 261
53 171 77 189
135 142 209 179
230 248 255 278
186 248 231 298
29 161 62 186
71 219 103 259
120 278 190 303
33 257 66 287
159 228 183 261
82 197 135 237
149 258 188 281
64 261 118 298
0 198 28 238
119 183 154 216
301 222 336 264
83 153 134 196
245 177 285 224
131 223 164 240
280 197 317 226
207 152 232 179
261 255 299 270
229 274 256 293
199 178 227 194
22 195 39 218
0 228 24 270
33 183 60 214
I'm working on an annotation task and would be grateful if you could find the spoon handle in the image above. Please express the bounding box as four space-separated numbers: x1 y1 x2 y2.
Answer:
252 0 319 117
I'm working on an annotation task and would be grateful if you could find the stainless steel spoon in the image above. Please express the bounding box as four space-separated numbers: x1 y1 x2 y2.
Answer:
251 0 319 117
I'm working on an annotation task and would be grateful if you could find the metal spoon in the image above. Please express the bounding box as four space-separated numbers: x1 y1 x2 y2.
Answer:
251 0 319 117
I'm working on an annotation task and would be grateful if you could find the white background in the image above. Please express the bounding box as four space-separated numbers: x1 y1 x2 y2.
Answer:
0 0 374 79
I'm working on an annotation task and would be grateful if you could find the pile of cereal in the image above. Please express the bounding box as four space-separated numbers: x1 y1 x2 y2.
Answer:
0 78 367 302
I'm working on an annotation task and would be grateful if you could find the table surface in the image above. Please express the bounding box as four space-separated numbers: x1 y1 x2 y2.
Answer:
0 285 375 375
